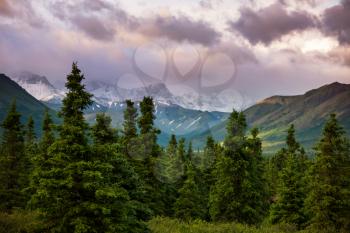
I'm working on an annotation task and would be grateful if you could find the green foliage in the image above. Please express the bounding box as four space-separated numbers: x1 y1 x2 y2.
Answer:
269 125 308 228
30 63 148 232
91 113 118 144
123 99 138 141
148 217 299 233
0 210 48 233
174 164 207 220
0 100 27 211
305 114 350 233
167 134 178 157
209 111 267 224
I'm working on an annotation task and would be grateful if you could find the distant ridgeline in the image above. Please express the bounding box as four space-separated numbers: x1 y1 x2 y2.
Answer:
189 82 350 154
0 65 349 233
0 74 57 136
1 72 350 154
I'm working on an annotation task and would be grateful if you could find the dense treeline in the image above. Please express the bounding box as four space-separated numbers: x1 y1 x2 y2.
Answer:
0 63 349 233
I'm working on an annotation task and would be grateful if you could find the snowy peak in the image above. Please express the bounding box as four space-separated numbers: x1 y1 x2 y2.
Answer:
86 81 177 106
11 71 65 103
15 71 54 87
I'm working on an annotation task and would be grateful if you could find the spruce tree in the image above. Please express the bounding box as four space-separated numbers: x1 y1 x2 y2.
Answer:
174 164 206 220
245 128 269 223
134 96 164 216
28 110 55 209
0 101 26 211
187 141 193 162
25 116 36 144
123 99 138 142
41 109 55 149
209 111 266 224
91 112 149 232
270 125 308 228
167 134 177 157
306 114 350 233
31 63 138 232
23 116 38 200
91 113 118 144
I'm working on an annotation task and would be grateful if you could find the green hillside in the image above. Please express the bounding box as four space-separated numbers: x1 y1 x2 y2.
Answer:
0 74 56 135
190 82 350 154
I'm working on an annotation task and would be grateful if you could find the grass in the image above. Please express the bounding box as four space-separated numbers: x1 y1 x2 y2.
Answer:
148 217 299 233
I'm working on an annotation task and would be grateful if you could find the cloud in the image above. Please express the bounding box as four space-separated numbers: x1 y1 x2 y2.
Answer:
322 0 350 45
229 3 316 45
71 15 116 41
0 0 14 17
49 1 219 45
139 16 221 46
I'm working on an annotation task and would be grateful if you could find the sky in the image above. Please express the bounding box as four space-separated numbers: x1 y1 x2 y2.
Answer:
0 0 350 105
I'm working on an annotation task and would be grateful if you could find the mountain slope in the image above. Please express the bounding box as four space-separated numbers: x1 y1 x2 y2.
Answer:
11 71 65 103
0 74 56 135
190 82 350 153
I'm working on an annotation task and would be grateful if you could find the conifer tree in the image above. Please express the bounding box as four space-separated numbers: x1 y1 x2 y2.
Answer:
167 134 177 157
306 114 350 233
41 109 55 149
209 111 266 224
245 128 269 223
91 112 149 232
0 101 26 211
270 125 308 228
91 113 118 144
28 110 55 207
134 96 164 216
25 116 36 145
187 141 193 162
123 99 138 141
31 63 139 232
177 138 186 163
174 164 206 220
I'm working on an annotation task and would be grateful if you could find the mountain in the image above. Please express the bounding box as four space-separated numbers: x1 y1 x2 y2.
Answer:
0 73 56 135
9 73 230 146
189 82 350 154
11 71 65 104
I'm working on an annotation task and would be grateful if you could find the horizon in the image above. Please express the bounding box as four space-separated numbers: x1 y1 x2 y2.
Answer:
0 0 350 109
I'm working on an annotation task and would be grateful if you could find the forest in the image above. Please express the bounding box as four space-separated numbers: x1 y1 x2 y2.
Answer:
0 63 349 233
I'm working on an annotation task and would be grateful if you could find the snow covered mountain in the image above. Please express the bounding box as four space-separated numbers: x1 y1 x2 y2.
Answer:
10 72 230 146
86 81 177 107
10 71 243 112
11 71 65 104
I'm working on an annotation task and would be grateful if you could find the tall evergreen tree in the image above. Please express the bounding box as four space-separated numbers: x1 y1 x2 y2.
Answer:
306 114 350 233
245 128 269 223
91 113 149 232
133 96 164 216
0 101 26 211
187 141 193 162
269 125 307 228
28 110 55 209
167 134 177 157
91 113 118 144
30 63 139 232
123 99 138 141
174 164 206 220
25 116 36 145
41 109 55 149
209 111 266 224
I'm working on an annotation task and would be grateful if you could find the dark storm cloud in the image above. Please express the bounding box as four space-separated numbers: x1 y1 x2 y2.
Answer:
229 3 316 45
72 15 116 41
0 0 14 17
82 0 111 12
141 16 221 46
322 0 350 45
49 1 219 45
0 0 43 27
